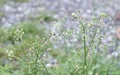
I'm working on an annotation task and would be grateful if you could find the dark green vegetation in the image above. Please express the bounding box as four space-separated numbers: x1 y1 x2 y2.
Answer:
0 0 5 7
10 0 28 3
29 13 56 22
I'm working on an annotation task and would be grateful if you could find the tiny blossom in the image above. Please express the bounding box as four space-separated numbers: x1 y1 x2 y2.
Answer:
72 38 78 42
66 42 71 47
112 52 118 57
72 12 77 18
58 36 62 40
8 50 14 57
100 13 107 18
75 65 79 72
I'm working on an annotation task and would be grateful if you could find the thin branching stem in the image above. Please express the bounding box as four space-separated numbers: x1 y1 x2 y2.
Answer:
87 25 101 53
41 60 50 75
82 24 87 75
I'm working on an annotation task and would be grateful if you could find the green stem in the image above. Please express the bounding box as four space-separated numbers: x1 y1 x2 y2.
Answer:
88 25 101 53
82 24 87 75
41 60 50 75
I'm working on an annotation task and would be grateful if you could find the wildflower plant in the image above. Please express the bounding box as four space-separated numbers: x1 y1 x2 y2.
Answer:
48 9 120 75
0 22 53 75
22 35 50 75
